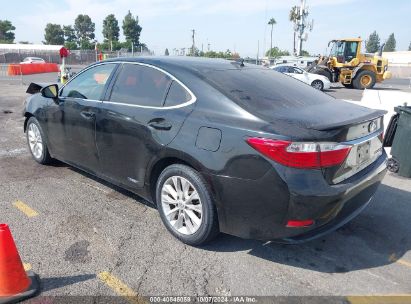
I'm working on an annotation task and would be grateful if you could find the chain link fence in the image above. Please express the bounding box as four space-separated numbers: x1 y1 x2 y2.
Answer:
0 49 151 65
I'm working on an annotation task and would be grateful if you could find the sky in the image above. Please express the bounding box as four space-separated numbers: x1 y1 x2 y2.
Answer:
0 0 410 57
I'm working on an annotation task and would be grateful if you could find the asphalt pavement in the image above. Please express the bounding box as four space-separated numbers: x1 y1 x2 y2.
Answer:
326 78 411 101
1 73 411 303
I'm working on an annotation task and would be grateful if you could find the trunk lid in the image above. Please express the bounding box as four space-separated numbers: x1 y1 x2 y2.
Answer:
271 100 386 131
323 116 385 184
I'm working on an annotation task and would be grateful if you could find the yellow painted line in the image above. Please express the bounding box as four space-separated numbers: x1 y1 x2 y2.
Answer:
13 200 38 217
97 271 146 304
396 259 411 268
347 295 411 304
23 263 32 271
389 253 411 268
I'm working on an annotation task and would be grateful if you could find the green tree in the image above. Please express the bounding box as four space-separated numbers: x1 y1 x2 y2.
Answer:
0 20 16 43
265 47 290 58
267 17 277 58
300 50 310 56
366 31 380 53
137 43 149 52
63 25 77 49
74 14 95 49
64 41 77 50
103 14 120 51
79 40 95 50
122 10 142 47
202 49 239 59
187 47 200 56
63 25 76 42
383 33 396 52
43 23 64 45
164 48 169 56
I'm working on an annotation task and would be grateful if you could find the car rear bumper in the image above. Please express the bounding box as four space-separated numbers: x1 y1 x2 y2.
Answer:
208 152 387 241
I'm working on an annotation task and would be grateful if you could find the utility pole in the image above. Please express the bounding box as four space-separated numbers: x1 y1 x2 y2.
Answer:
293 31 296 55
191 29 196 56
256 40 260 65
295 0 313 56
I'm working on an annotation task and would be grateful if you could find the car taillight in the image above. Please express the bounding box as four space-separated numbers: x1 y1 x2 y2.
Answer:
246 138 351 169
286 219 314 227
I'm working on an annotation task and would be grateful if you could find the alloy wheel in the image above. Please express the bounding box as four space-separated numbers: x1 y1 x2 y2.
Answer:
311 80 323 90
27 123 43 160
161 176 203 235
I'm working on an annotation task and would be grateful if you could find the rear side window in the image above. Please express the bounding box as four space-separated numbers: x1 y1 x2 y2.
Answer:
164 81 191 107
110 64 171 107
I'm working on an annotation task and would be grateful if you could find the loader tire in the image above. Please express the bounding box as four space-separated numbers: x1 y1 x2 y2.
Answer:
352 70 376 89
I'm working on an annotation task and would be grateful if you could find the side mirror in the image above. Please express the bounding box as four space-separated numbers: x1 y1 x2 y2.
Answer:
41 84 59 99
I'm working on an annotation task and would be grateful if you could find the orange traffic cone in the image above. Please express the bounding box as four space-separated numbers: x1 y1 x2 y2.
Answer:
0 224 40 303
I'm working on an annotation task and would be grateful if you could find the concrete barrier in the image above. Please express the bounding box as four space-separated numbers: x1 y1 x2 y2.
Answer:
344 89 411 155
7 63 59 75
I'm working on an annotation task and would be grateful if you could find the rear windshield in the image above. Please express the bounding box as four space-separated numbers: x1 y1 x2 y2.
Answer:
203 67 334 113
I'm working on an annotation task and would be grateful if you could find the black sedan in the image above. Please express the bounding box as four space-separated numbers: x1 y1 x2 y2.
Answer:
23 57 387 245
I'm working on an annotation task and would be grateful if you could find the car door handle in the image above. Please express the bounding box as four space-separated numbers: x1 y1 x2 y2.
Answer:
147 119 172 131
80 111 95 120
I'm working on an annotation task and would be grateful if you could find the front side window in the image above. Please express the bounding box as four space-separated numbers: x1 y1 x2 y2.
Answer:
274 66 286 73
61 64 116 100
109 64 172 107
164 81 191 107
345 42 358 61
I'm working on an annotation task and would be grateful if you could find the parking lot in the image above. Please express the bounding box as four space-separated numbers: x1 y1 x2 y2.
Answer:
1 72 411 303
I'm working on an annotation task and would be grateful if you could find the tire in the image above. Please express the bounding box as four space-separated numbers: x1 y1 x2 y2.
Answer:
311 80 324 91
387 158 399 173
314 68 332 82
26 117 52 165
156 164 219 246
352 70 376 89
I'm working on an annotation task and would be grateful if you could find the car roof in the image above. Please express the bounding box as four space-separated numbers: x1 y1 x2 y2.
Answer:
274 65 299 69
100 56 262 76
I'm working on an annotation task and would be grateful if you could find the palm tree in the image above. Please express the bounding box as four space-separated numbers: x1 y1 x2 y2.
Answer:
267 17 276 58
289 6 299 54
289 6 299 22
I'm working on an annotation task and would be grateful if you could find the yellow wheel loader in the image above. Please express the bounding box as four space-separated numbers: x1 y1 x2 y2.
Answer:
306 38 392 89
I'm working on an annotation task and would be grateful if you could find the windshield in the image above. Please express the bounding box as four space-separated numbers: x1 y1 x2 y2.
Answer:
329 40 359 62
329 41 345 57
